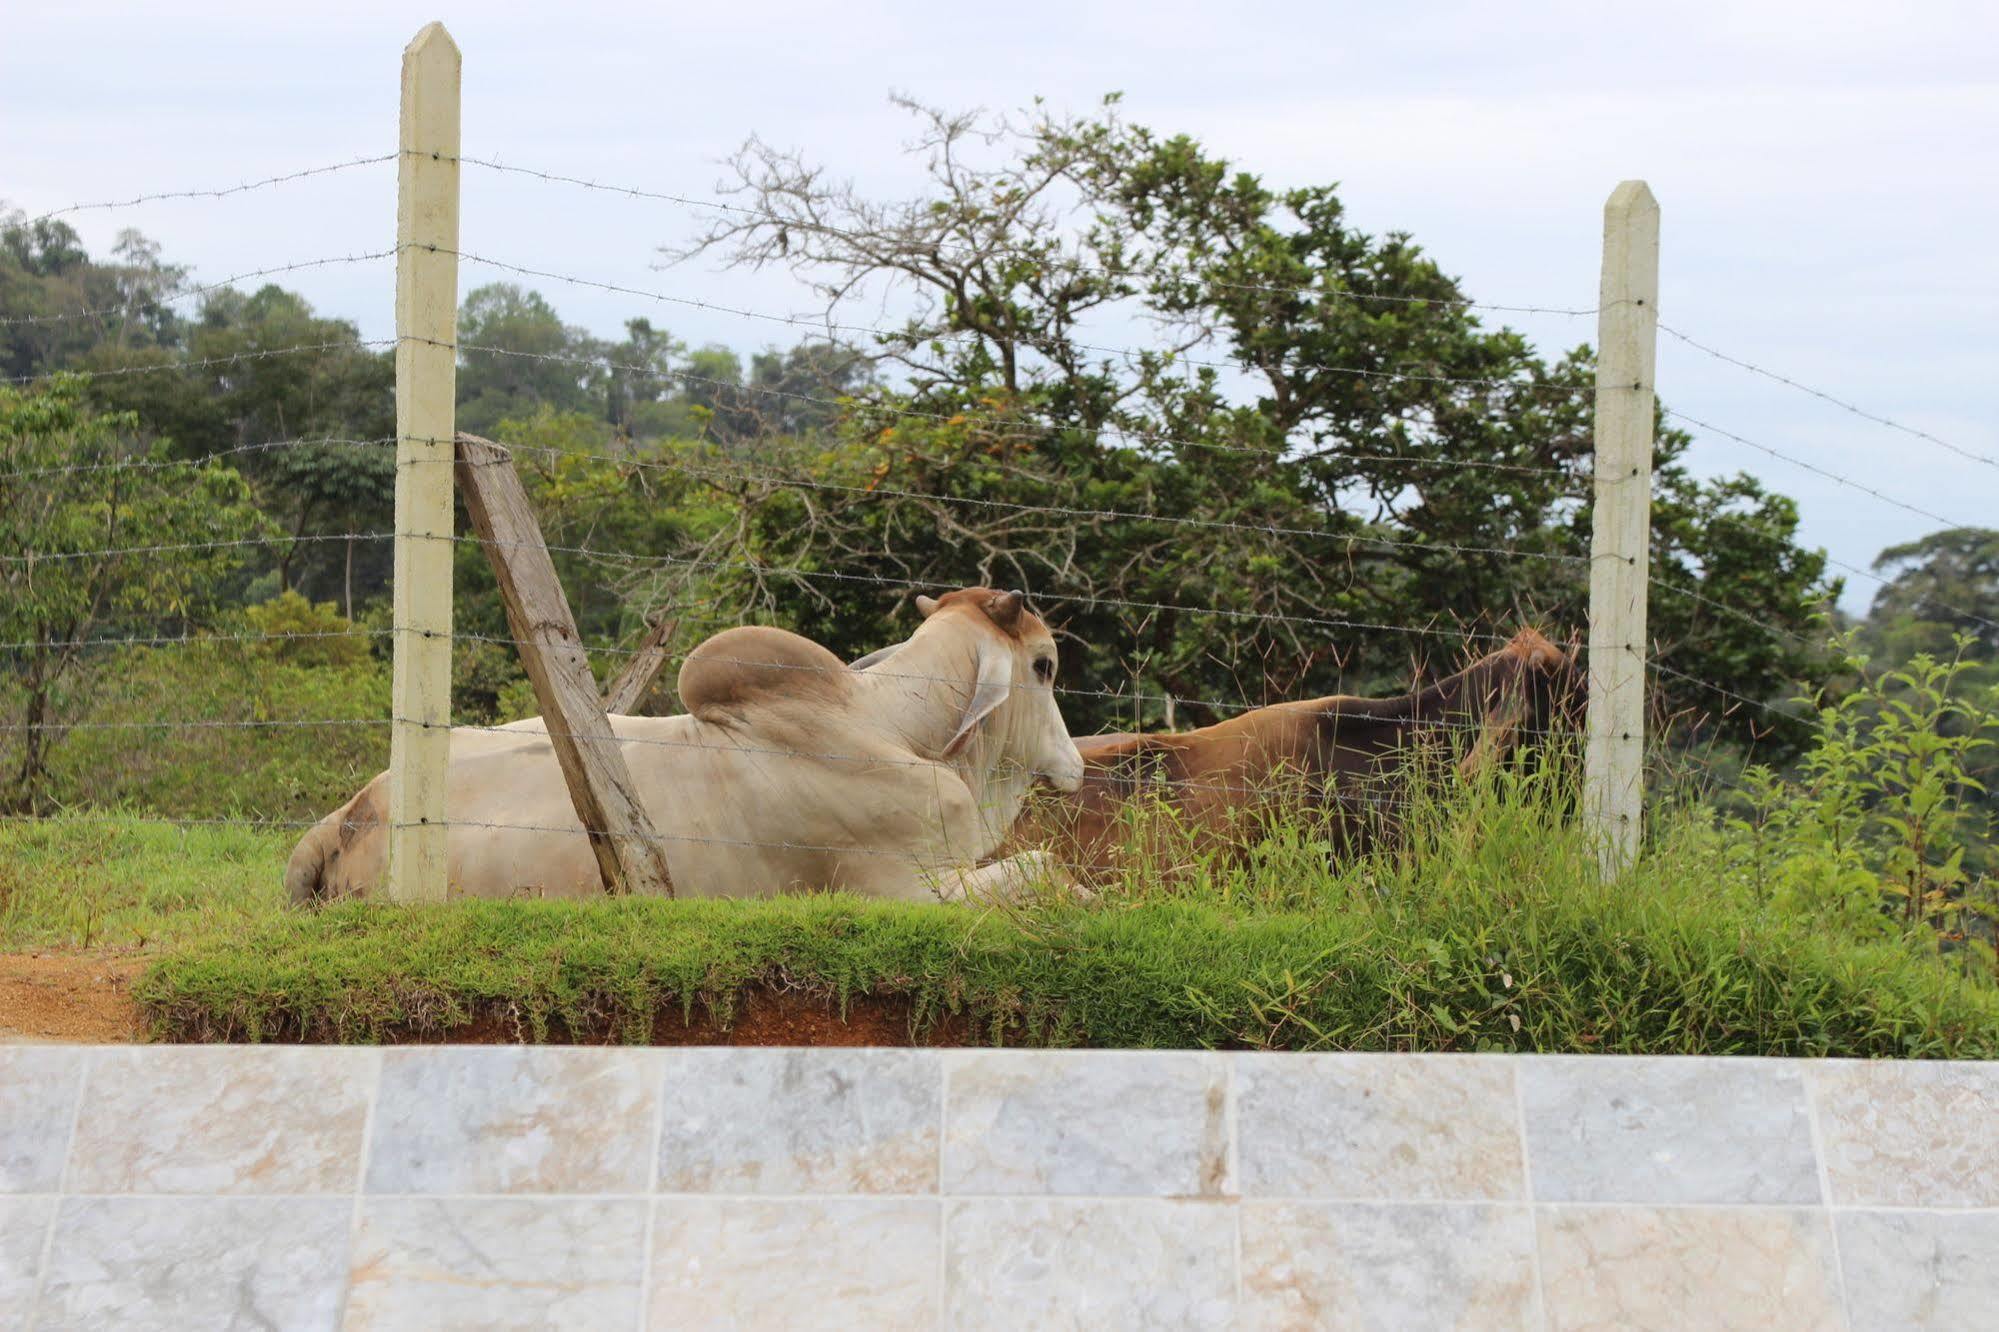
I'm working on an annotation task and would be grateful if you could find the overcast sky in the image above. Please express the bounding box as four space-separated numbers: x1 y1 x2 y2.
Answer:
6 1 1993 613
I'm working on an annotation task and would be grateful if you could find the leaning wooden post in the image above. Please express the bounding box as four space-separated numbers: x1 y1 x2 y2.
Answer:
456 434 675 897
387 22 461 903
1585 181 1660 877
602 613 680 716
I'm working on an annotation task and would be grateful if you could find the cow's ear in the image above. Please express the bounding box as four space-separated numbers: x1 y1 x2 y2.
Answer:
914 594 940 618
944 640 1012 758
984 589 1024 632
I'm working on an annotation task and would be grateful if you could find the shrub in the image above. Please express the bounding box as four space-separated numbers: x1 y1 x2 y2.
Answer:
37 645 388 822
240 591 373 669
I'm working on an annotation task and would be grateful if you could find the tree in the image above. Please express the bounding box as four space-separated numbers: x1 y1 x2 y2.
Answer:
1864 527 1999 661
1852 527 1999 872
456 283 599 434
0 377 270 811
0 214 187 380
667 98 1834 737
82 283 397 603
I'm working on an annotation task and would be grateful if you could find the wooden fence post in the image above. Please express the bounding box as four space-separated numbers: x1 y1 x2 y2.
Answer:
603 613 679 716
1585 180 1660 877
456 435 676 897
387 22 460 903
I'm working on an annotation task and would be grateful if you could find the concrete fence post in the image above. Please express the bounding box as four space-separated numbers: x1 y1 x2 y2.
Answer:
1585 180 1660 877
387 22 461 903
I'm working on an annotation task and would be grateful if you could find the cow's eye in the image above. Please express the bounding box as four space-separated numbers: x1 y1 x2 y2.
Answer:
1033 657 1054 682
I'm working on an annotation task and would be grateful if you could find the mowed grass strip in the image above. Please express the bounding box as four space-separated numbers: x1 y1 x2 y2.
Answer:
136 890 1999 1056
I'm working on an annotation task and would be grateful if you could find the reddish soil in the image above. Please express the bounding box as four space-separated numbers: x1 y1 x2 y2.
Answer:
0 950 975 1047
0 950 146 1044
443 992 976 1048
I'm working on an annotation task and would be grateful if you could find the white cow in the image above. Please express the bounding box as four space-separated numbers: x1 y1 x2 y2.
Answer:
284 587 1085 904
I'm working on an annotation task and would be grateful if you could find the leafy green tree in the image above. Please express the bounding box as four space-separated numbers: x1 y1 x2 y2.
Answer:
601 317 683 437
81 284 396 602
0 378 270 811
1863 527 1999 660
669 98 1833 736
456 283 599 434
0 214 186 380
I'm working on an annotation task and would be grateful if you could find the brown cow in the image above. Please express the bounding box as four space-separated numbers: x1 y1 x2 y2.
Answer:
1015 629 1581 881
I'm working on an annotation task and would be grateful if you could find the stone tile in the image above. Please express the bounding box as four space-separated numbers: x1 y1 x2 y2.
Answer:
648 1198 939 1329
1809 1060 1999 1206
1521 1057 1819 1204
944 1198 1234 1330
1538 1205 1843 1332
0 1046 83 1192
348 1197 645 1331
1236 1054 1524 1201
35 1196 349 1332
655 1048 938 1194
943 1051 1228 1196
1239 1202 1538 1331
1837 1209 1999 1330
366 1047 655 1194
67 1047 376 1194
0 1195 55 1327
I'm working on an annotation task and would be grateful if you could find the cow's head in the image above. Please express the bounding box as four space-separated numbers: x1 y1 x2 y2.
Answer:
858 587 1086 793
1458 628 1584 776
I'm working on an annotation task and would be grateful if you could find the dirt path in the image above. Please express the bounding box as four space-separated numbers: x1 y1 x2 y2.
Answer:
0 951 145 1043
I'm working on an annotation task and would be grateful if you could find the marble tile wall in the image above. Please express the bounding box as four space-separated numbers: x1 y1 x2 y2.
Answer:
1 1046 1993 1329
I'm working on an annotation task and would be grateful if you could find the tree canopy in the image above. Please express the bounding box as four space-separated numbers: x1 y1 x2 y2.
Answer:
665 99 1835 736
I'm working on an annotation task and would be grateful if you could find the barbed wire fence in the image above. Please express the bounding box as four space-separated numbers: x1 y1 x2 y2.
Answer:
4 22 1991 904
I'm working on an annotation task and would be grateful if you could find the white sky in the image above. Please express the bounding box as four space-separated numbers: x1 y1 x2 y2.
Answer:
5 1 1994 614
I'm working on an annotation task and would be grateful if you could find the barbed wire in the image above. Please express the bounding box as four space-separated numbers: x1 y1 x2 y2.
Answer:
1816 551 1999 634
0 531 390 566
3 339 395 387
0 251 397 328
440 152 1600 317
448 524 1530 646
0 627 386 654
12 154 396 229
0 806 1375 877
4 436 393 483
3 326 1584 482
3 701 1571 749
439 245 1595 399
1664 408 1977 533
0 615 1569 730
448 336 1587 475
463 436 1590 567
1659 323 1999 471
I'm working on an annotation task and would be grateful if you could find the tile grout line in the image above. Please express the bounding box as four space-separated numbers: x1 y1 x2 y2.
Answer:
936 1051 950 1327
25 1050 92 1332
1800 1066 1855 1329
36 1188 1993 1211
1511 1061 1551 1332
636 1050 668 1332
334 1048 383 1329
1227 1054 1242 1314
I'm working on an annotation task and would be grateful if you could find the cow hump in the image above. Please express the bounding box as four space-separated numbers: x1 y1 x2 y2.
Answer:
678 625 852 721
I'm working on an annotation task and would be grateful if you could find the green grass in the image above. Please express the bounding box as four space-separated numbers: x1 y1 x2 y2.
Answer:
5 645 389 823
131 884 1999 1055
8 757 1996 1054
0 813 293 949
